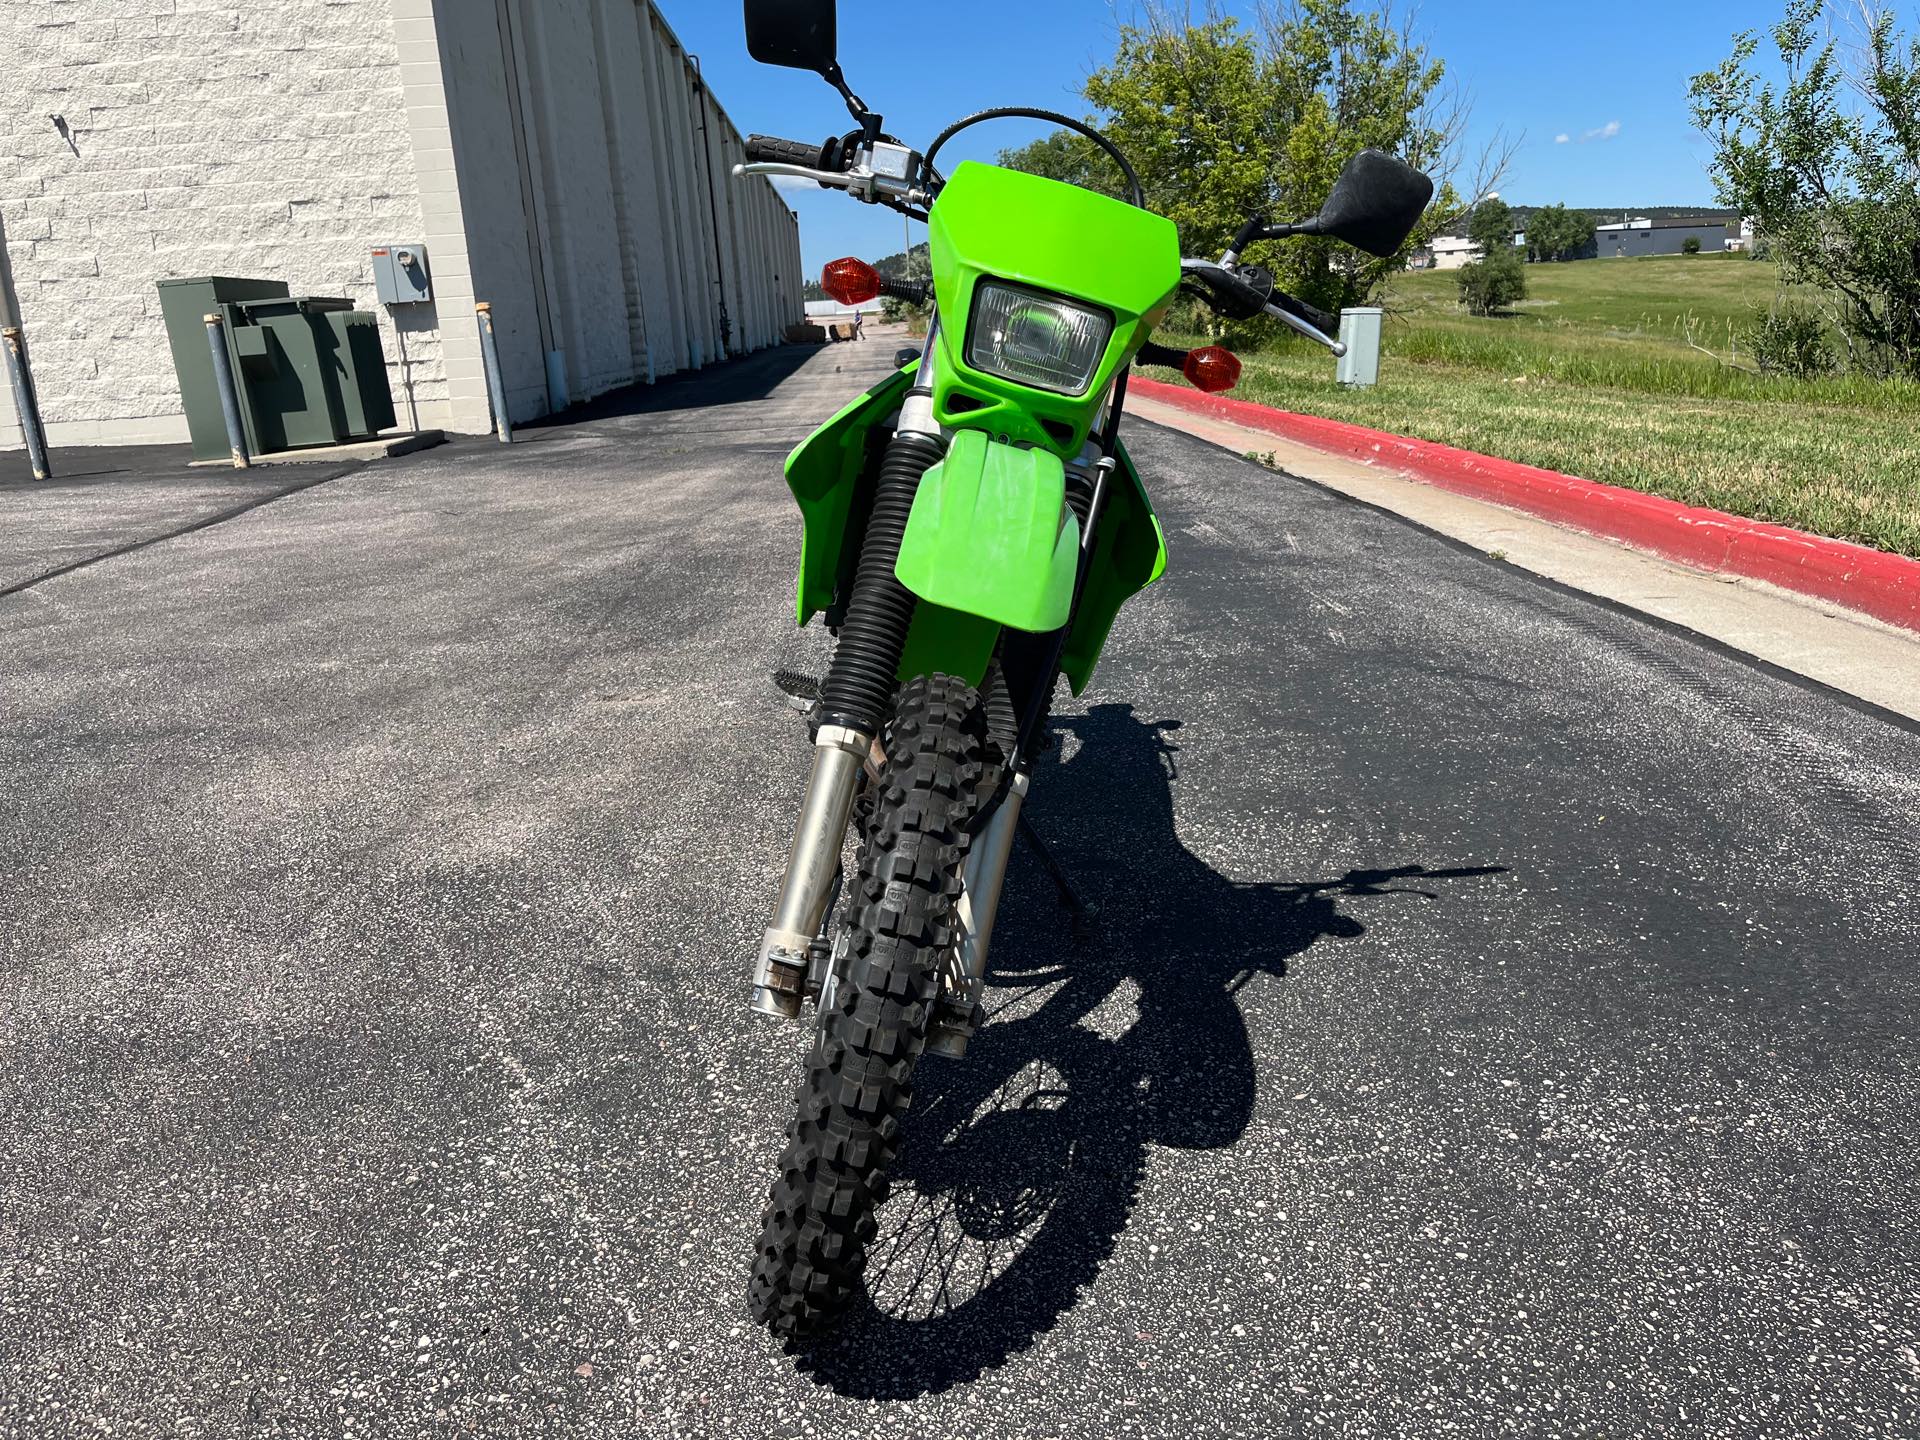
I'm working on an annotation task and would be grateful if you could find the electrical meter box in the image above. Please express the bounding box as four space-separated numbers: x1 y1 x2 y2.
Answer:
1336 307 1382 388
372 243 431 304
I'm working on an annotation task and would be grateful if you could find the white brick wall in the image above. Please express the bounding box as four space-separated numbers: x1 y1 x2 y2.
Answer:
1 0 449 446
427 0 802 425
0 0 804 449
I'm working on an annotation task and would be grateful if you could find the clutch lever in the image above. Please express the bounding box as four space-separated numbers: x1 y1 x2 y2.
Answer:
1180 258 1347 357
1259 299 1351 359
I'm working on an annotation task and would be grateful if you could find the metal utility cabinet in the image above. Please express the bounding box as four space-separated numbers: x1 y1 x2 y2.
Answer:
371 244 432 305
1336 307 1383 389
158 277 396 460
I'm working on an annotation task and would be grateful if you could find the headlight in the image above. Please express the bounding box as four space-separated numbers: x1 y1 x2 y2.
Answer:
965 282 1112 395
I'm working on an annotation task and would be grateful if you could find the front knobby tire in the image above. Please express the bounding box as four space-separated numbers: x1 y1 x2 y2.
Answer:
749 674 993 1340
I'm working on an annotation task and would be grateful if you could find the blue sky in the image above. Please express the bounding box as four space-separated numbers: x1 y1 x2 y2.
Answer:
662 0 1771 274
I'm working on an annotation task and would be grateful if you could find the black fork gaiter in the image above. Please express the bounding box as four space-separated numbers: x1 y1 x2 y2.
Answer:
817 427 945 735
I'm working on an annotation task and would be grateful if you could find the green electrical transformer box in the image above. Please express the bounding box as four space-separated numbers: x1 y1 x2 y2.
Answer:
158 277 397 461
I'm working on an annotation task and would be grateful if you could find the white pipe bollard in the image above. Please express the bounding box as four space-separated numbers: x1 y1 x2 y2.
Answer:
1336 307 1383 388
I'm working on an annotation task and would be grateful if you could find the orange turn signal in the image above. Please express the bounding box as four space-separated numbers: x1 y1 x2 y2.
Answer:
821 257 882 306
1182 345 1241 394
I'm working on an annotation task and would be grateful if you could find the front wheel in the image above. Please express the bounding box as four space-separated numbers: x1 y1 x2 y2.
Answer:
748 673 992 1339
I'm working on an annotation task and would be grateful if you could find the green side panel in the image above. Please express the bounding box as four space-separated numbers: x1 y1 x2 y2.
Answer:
328 311 397 439
782 361 919 624
894 429 1080 634
1060 437 1168 694
927 163 1181 458
244 309 341 452
896 603 1001 688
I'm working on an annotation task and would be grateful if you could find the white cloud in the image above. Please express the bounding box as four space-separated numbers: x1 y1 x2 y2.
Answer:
1555 133 1570 144
769 173 822 193
1582 120 1622 142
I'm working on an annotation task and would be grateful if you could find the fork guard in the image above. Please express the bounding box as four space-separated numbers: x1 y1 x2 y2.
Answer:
894 429 1081 634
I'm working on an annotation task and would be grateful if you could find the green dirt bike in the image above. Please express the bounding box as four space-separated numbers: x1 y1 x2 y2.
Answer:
733 0 1433 1340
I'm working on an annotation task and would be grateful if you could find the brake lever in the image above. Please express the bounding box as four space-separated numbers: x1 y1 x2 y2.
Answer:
734 161 843 187
732 160 934 214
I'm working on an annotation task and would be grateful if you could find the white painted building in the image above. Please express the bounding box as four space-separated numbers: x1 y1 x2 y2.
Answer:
0 0 803 449
1418 235 1484 271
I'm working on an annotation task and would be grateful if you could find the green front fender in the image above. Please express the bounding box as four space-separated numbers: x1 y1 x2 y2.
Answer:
895 429 1080 634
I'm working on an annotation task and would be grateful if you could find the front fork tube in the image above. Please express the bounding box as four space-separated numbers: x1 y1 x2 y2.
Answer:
751 315 946 1021
928 770 1030 1059
750 724 872 1018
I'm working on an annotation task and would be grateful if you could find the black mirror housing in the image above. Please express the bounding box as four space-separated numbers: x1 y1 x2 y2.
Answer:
744 0 839 77
1315 150 1435 259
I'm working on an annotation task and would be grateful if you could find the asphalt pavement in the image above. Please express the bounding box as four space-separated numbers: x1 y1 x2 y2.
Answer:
3 335 1918 1438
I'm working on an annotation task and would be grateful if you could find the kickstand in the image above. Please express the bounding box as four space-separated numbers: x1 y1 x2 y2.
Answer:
1018 813 1098 941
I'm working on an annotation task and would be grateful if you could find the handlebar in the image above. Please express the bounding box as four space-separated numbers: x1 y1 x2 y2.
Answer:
745 134 840 172
734 135 931 218
1183 260 1272 322
736 128 1341 351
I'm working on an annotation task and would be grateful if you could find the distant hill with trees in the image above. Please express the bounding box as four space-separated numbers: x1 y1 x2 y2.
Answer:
1437 205 1737 240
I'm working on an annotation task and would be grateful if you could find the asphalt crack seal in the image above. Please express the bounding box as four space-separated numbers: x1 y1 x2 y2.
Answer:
0 460 371 600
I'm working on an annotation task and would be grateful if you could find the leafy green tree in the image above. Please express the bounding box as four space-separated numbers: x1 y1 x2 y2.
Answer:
1690 0 1920 377
1457 250 1526 315
993 130 1121 198
1467 197 1515 254
999 1 1468 318
1525 204 1596 262
998 19 1285 260
1456 199 1526 313
1564 207 1596 260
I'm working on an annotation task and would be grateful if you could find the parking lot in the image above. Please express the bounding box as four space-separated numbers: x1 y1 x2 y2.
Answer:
3 338 1918 1438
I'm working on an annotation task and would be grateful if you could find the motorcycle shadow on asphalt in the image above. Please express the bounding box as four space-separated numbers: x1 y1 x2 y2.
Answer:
794 703 1505 1398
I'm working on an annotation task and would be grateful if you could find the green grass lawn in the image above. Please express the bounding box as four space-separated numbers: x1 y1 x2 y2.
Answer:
1194 253 1920 557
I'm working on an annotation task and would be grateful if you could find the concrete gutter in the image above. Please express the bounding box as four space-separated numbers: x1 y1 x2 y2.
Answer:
1127 386 1920 725
1132 378 1920 634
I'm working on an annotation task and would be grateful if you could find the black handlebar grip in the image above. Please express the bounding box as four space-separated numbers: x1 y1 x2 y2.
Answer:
744 134 834 170
1191 264 1271 322
1273 291 1339 336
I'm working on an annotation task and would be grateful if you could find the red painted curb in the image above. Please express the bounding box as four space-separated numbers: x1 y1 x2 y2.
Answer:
1131 376 1920 634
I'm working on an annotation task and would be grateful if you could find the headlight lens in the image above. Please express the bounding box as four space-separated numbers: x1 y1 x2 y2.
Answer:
965 282 1112 395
